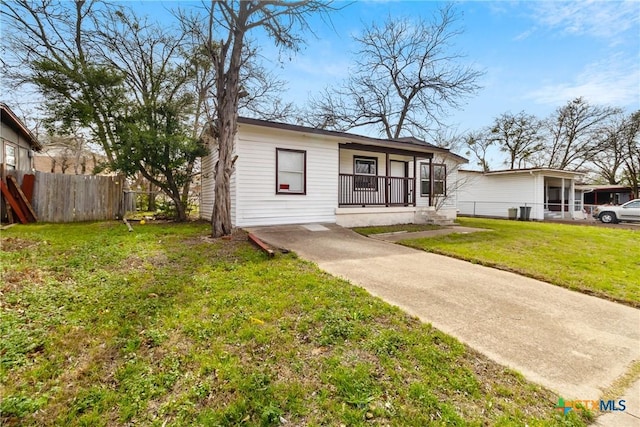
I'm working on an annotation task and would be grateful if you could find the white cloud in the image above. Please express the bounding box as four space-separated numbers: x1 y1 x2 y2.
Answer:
529 0 640 41
525 54 640 107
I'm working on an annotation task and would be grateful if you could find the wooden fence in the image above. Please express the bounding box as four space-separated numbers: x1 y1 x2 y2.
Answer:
11 171 124 222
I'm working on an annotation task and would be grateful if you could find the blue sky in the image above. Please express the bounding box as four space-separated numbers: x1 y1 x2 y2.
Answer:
265 0 640 134
5 1 640 142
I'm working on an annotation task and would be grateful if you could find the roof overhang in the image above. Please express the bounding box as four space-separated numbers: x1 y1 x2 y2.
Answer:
460 168 584 179
237 117 467 163
0 103 42 151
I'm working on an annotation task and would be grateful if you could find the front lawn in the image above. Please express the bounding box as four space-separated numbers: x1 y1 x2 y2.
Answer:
398 218 640 306
0 222 586 426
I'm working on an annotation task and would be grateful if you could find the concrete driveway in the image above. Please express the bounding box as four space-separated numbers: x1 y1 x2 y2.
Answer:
247 223 640 418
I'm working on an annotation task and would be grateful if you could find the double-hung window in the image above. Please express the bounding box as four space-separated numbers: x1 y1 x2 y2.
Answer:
354 156 377 190
420 163 446 196
276 148 306 194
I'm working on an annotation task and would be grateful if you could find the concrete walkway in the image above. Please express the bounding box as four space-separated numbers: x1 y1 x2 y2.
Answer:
247 223 640 423
368 225 489 242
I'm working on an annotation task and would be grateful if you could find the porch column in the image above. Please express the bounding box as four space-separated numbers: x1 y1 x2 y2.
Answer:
429 157 433 207
385 152 390 207
561 178 565 219
413 156 417 206
570 179 576 219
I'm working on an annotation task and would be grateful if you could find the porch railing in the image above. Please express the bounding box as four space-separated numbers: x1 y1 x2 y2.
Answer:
339 174 415 206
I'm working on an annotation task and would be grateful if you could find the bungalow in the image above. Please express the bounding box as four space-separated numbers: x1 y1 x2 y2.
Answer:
457 168 586 221
1 103 42 173
200 117 467 227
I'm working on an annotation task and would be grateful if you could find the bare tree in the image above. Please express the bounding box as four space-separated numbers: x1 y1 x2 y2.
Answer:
306 4 482 140
463 130 493 172
489 111 543 169
620 111 640 197
590 112 628 184
182 1 333 237
543 97 620 170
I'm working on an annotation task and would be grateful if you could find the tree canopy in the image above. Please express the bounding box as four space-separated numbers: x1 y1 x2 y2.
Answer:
306 4 483 140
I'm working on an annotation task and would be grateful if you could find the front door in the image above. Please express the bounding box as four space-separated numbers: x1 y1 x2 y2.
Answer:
390 160 408 205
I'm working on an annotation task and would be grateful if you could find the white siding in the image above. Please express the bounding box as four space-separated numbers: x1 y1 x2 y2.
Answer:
199 145 217 221
415 157 459 210
234 127 339 226
457 171 538 219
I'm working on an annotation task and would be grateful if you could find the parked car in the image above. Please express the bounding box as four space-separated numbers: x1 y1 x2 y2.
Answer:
593 199 640 223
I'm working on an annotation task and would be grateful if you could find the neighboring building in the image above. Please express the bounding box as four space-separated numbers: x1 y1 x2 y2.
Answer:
457 168 585 221
577 185 635 206
200 117 467 227
0 103 42 173
33 135 105 175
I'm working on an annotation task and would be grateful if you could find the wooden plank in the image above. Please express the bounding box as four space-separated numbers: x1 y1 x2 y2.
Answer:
0 181 28 224
247 233 275 257
21 174 35 203
7 175 37 222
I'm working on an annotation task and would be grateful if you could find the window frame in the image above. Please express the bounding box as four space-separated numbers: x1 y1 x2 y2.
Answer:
420 163 446 197
353 156 378 191
4 144 17 171
275 148 307 195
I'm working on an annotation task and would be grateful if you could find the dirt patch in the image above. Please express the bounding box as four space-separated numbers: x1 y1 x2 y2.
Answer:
1 267 46 294
0 237 41 252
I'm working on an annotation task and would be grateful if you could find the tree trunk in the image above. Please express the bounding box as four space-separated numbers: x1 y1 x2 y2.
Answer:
211 107 237 237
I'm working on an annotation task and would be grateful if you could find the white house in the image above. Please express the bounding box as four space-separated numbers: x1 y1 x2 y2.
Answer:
457 168 586 221
200 117 467 227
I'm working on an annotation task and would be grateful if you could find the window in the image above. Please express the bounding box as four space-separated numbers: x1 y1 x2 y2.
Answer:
276 148 306 194
5 145 16 171
354 156 377 190
420 163 446 196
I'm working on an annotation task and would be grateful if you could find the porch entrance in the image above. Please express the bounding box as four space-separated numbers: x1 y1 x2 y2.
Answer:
390 160 409 205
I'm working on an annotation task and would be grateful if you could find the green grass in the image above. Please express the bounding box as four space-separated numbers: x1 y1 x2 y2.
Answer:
1 221 587 426
396 217 640 306
353 223 442 236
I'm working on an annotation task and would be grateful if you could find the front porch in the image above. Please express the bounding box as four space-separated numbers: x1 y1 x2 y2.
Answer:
544 176 583 220
338 174 415 206
337 142 435 208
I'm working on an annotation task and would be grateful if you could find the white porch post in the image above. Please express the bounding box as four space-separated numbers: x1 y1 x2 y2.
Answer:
570 179 575 219
561 178 566 219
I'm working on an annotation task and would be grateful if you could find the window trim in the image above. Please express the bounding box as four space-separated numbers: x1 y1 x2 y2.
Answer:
353 155 378 191
4 144 17 170
276 148 307 195
420 163 446 197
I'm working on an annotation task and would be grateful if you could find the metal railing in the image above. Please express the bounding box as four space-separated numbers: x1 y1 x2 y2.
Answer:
338 174 415 206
